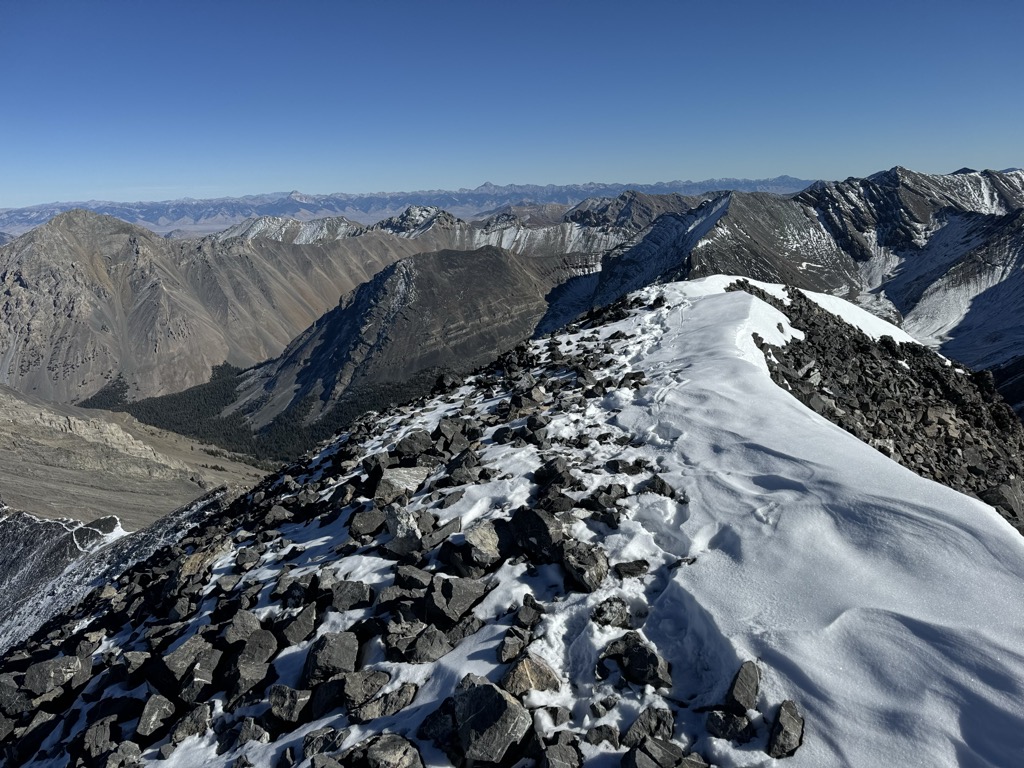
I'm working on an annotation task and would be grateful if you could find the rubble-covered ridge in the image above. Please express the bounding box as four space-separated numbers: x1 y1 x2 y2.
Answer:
3 276 1024 768
0 290 801 767
734 279 1024 533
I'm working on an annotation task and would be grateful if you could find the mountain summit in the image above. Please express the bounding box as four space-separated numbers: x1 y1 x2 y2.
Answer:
1 277 1022 766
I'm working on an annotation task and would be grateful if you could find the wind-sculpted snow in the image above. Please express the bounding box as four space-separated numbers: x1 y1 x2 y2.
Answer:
599 278 1024 765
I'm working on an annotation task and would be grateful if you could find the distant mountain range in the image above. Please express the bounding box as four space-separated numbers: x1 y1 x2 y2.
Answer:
0 177 814 235
205 168 1024 432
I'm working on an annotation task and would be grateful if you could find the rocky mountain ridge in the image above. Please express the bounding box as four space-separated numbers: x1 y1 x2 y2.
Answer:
0 177 814 236
228 246 568 430
6 167 1024 466
1 278 1022 767
0 194 690 407
199 167 1024 450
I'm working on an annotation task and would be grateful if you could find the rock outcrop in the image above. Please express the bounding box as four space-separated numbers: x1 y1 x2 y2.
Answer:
736 280 1024 531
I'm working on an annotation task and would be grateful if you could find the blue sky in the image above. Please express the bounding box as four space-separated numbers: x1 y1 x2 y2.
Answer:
1 0 1021 207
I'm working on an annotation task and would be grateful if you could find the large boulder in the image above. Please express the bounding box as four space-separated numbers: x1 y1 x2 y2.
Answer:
767 700 804 758
422 674 531 764
24 655 82 696
302 632 360 688
597 631 672 689
500 654 562 698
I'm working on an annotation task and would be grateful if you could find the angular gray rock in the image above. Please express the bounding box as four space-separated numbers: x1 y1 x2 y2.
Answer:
500 654 562 698
407 625 455 663
281 603 317 645
592 596 631 628
162 635 214 682
171 703 211 745
223 610 262 645
598 631 672 689
706 709 754 742
350 682 419 723
561 540 610 592
105 740 143 768
499 626 531 663
302 632 360 688
25 655 82 696
450 674 531 763
585 724 620 748
340 670 391 710
82 715 117 759
342 732 424 768
511 506 564 563
767 699 805 758
0 674 31 716
269 684 311 723
331 580 375 611
613 559 650 579
622 706 674 748
725 660 760 714
303 726 349 759
622 737 708 768
541 732 583 768
349 506 387 537
135 693 176 738
226 660 271 703
425 574 487 628
374 466 431 505
241 629 278 665
236 717 271 747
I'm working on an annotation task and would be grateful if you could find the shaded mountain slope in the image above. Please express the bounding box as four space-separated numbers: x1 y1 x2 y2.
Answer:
231 246 568 429
0 211 453 403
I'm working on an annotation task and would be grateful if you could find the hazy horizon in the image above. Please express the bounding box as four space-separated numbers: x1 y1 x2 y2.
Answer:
2 0 1020 208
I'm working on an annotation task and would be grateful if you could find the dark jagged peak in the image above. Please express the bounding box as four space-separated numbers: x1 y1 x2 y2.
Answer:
566 190 711 231
370 205 464 236
472 202 570 230
474 209 523 233
861 166 1024 207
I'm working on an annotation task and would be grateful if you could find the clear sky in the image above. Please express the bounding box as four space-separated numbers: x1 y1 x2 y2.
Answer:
1 0 1021 207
